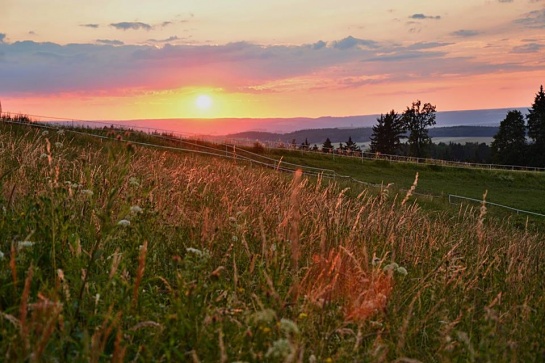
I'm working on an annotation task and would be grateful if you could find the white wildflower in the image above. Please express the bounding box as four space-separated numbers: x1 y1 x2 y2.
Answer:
117 219 130 227
383 262 399 272
42 130 49 136
372 256 381 266
17 241 35 249
54 142 63 148
251 309 277 323
266 339 292 359
0 250 4 260
81 189 93 197
280 318 300 336
130 205 143 214
57 129 65 135
231 235 238 242
186 247 202 256
40 153 48 159
129 177 140 186
186 247 210 258
397 267 408 276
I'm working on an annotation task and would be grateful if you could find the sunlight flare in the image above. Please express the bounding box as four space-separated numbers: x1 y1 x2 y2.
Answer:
196 95 213 110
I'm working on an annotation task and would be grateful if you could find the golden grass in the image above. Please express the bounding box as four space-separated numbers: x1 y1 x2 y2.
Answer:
1 124 544 361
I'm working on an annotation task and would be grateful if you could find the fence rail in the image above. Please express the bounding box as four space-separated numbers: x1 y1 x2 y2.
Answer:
448 194 545 218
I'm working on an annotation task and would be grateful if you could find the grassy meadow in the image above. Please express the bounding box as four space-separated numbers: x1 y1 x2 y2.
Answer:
269 149 545 217
1 122 544 362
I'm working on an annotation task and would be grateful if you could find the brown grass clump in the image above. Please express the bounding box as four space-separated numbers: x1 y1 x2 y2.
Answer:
302 247 393 323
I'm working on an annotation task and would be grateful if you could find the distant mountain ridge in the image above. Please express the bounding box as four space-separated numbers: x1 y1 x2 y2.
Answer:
226 126 499 145
49 107 526 136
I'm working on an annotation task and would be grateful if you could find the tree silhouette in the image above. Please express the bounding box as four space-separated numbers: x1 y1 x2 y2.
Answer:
299 138 310 150
402 101 436 158
370 110 405 154
527 85 545 166
491 110 527 165
322 138 333 153
344 136 360 153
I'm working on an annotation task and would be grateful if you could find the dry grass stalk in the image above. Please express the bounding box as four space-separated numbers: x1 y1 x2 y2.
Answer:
10 243 17 287
190 350 201 363
111 329 127 363
30 294 63 362
109 248 122 279
218 328 227 363
259 216 268 264
132 241 148 309
233 253 239 295
20 265 34 351
477 190 488 243
285 169 303 300
90 310 121 363
289 169 303 269
57 269 70 301
401 172 419 206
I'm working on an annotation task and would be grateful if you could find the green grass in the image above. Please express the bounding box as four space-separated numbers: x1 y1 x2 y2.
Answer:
269 149 545 214
1 122 544 362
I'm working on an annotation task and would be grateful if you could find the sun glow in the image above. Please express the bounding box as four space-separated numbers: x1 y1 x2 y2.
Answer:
196 95 213 110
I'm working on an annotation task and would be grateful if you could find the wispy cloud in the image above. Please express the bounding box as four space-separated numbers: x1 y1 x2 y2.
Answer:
80 24 99 29
511 43 543 53
146 36 179 44
409 13 441 20
110 22 152 31
0 33 6 43
498 0 513 3
0 36 539 98
451 29 480 37
407 42 452 50
96 39 124 46
311 40 327 50
515 9 545 29
331 36 378 50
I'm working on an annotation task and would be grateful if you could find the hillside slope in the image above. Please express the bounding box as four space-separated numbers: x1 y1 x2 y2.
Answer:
0 121 543 361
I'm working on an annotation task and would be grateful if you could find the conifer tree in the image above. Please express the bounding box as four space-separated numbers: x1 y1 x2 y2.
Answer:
370 110 405 154
322 137 333 153
345 136 360 153
527 85 545 166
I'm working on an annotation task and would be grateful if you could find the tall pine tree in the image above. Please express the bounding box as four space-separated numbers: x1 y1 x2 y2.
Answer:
527 85 545 166
370 110 405 154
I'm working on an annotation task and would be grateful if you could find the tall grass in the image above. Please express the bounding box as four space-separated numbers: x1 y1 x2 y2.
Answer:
0 122 544 361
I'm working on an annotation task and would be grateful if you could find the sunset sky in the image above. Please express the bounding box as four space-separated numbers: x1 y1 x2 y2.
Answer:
1 0 544 124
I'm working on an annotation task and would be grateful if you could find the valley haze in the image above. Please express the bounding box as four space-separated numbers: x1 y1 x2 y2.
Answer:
51 107 526 137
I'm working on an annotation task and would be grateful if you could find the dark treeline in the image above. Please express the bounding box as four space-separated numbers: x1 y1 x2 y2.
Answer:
291 86 545 167
428 142 491 164
491 86 545 167
295 136 494 164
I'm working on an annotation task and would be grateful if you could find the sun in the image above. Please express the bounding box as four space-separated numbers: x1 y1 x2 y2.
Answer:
196 95 213 110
